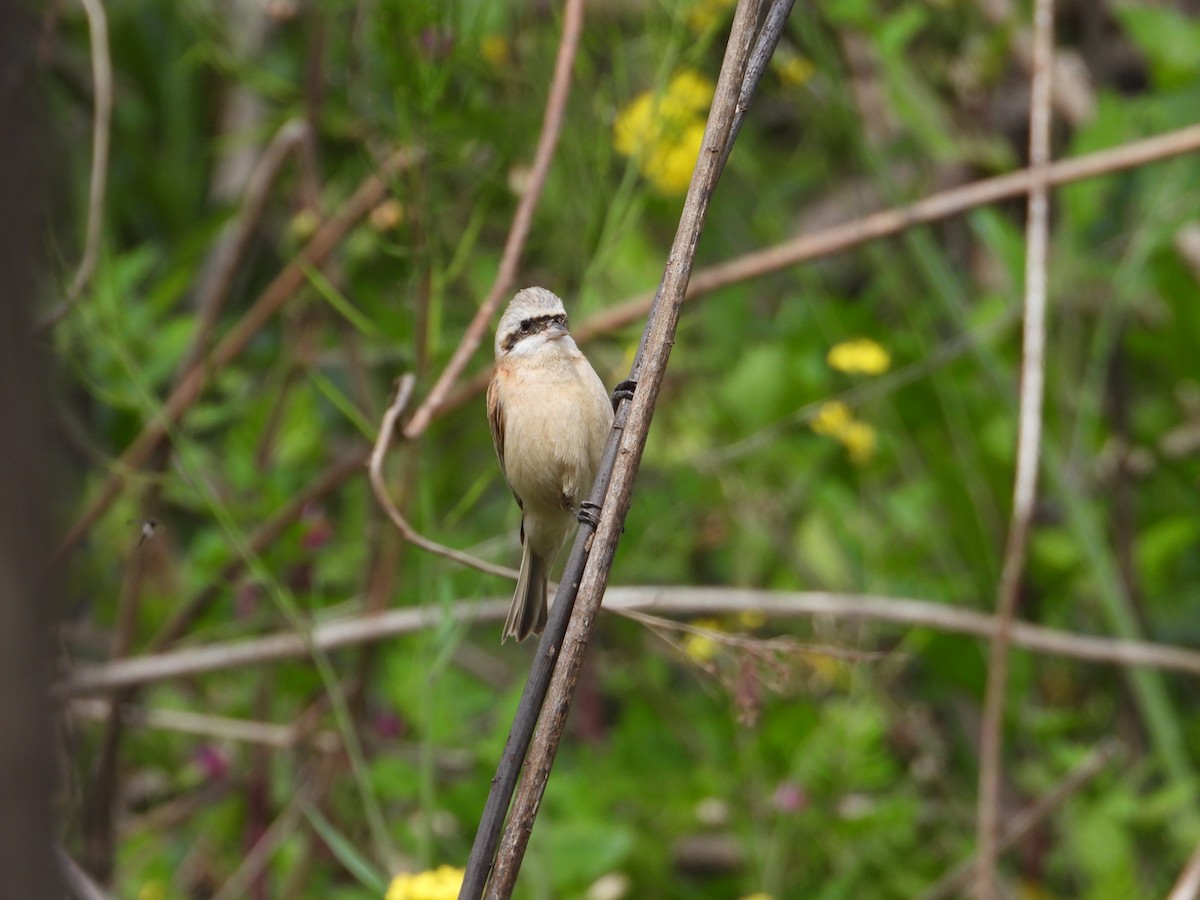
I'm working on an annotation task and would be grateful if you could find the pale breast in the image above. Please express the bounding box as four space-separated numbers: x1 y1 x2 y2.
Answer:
500 355 612 513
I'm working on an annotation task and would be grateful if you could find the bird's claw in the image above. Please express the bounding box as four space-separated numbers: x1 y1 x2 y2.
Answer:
577 501 602 528
611 379 637 411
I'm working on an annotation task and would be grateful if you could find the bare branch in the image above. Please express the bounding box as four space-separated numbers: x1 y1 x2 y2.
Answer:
977 1 1055 895
479 3 781 894
57 587 1200 697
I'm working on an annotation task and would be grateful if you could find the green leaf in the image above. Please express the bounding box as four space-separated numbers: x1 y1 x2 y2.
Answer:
300 801 388 894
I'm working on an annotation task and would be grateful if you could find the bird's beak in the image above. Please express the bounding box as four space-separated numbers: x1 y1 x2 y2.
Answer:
546 322 569 340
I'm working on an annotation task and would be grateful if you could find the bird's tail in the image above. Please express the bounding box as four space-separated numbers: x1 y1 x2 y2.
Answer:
504 539 548 642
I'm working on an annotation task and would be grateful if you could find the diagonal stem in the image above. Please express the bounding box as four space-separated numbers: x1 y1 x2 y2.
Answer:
975 0 1055 895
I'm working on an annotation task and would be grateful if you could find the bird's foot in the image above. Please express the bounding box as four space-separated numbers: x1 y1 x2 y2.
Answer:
611 379 637 411
577 501 602 528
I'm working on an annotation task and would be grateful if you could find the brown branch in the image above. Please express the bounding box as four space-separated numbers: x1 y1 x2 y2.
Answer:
921 739 1121 900
439 121 1200 419
481 3 765 894
37 0 112 332
368 375 519 580
56 587 1200 697
977 1 1055 895
400 0 585 441
54 146 420 559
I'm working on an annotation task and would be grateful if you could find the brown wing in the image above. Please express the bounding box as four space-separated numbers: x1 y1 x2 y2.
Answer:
486 374 506 478
487 375 522 512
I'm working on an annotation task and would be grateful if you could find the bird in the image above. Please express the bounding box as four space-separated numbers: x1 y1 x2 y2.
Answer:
487 287 614 642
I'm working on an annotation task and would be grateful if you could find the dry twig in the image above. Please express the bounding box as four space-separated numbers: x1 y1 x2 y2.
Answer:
369 375 518 580
58 586 1200 698
38 0 112 332
977 1 1055 895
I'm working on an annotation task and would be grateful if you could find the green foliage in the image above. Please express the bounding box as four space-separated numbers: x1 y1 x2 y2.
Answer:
49 0 1200 896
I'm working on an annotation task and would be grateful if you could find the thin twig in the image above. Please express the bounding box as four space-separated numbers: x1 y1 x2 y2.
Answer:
439 122 1200 418
54 147 420 559
67 698 332 750
57 846 110 900
38 0 112 332
400 0 586 441
56 587 1200 697
921 740 1122 900
1167 838 1200 900
368 375 518 580
977 1 1055 896
210 782 310 900
478 3 769 895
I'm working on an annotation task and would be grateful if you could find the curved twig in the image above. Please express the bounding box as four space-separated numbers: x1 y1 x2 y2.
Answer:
368 375 518 580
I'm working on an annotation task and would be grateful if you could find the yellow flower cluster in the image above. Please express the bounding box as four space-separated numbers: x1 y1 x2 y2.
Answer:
811 401 876 465
826 338 891 375
613 70 715 195
386 866 465 900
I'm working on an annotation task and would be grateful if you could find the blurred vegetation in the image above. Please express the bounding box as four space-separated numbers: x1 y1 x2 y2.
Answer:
45 0 1200 897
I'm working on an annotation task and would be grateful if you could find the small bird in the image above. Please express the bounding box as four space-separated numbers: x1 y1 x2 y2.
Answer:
487 287 613 642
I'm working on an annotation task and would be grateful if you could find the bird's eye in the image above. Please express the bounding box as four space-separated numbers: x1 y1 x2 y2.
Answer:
519 319 532 333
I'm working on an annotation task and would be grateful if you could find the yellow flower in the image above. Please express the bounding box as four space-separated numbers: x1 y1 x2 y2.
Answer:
683 618 724 664
810 401 853 436
826 338 891 375
480 34 510 68
613 69 714 195
660 70 715 118
641 120 706 194
839 421 877 464
810 401 877 464
386 866 465 900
